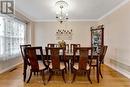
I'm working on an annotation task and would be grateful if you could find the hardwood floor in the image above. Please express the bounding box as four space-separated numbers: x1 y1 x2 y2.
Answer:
0 64 130 87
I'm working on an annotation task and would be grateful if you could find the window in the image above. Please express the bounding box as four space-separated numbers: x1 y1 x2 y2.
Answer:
0 16 26 60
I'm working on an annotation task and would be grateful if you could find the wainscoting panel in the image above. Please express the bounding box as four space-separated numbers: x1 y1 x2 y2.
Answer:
110 58 130 72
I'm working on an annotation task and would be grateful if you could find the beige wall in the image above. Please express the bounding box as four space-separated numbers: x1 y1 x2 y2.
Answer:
26 22 35 45
98 1 130 77
34 21 97 48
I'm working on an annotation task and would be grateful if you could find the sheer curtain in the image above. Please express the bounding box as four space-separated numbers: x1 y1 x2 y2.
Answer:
0 16 26 60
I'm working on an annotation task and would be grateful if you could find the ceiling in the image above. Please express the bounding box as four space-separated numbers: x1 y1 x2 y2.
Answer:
15 0 127 21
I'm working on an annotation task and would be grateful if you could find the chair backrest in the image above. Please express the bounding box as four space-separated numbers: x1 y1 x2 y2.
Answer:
20 44 31 59
47 44 58 47
65 44 69 52
45 46 51 60
25 47 45 71
99 45 108 62
70 44 80 52
46 47 65 69
73 47 91 70
20 44 31 65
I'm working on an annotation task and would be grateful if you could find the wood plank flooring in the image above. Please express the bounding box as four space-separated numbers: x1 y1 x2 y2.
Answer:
0 64 130 87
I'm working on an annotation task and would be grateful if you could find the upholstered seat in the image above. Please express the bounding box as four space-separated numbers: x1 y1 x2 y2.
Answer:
38 61 46 70
73 63 90 70
27 60 46 71
49 62 65 70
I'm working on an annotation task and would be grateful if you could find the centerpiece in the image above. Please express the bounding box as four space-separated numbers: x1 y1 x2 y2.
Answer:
58 40 66 47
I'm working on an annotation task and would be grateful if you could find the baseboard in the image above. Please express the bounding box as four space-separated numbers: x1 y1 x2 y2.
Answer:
105 62 130 79
0 62 23 74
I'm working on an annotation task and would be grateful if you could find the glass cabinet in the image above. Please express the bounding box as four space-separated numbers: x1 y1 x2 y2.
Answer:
91 25 104 55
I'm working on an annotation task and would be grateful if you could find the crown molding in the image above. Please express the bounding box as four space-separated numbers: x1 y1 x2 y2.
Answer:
34 19 56 22
15 7 35 22
98 0 130 21
34 19 98 22
69 19 98 22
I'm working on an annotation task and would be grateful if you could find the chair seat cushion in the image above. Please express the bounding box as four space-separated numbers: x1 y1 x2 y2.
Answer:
49 62 65 69
73 63 90 70
38 60 46 70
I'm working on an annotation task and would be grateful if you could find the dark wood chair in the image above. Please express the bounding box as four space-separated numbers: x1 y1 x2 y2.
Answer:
46 44 59 60
91 45 108 82
70 44 81 65
47 43 58 47
46 47 67 83
71 47 92 84
24 47 49 84
65 44 69 52
20 44 31 82
64 44 70 70
70 44 80 53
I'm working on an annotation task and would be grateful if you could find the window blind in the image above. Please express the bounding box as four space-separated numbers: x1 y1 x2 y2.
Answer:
0 16 26 60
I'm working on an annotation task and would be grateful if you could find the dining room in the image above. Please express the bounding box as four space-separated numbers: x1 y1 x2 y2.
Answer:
0 0 130 87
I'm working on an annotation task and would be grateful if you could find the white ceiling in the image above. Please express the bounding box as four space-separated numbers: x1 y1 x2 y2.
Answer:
15 0 127 21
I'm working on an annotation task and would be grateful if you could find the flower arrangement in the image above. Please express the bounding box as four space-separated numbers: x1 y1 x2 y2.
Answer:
58 40 66 47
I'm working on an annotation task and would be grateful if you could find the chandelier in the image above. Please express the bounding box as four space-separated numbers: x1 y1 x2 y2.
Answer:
55 0 69 24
